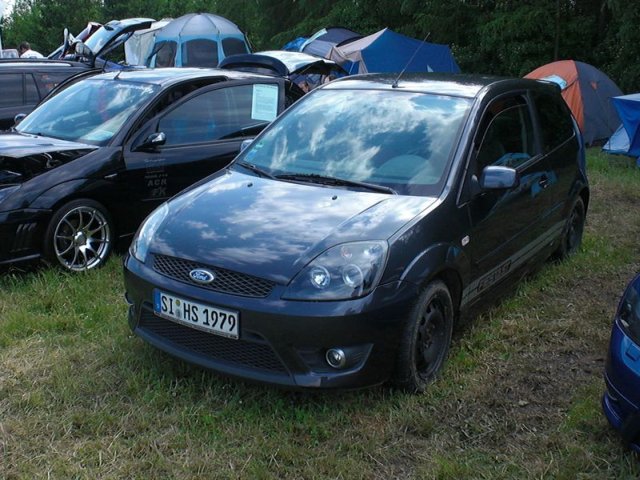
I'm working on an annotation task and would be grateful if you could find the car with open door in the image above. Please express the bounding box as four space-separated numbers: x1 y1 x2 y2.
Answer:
0 67 300 271
123 73 589 391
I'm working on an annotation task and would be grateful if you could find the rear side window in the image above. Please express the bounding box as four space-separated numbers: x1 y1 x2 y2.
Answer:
182 39 218 67
222 38 249 57
25 74 40 103
34 72 77 96
0 74 23 107
533 92 575 152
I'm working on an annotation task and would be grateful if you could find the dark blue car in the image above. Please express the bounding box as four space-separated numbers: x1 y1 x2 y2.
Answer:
123 73 588 391
603 273 640 450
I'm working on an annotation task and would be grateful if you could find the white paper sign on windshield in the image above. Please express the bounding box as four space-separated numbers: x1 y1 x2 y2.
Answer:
251 84 279 122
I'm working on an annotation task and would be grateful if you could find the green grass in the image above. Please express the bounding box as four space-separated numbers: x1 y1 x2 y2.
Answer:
1 149 640 479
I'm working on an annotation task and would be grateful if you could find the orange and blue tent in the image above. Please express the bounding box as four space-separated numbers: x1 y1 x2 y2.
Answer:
525 60 622 145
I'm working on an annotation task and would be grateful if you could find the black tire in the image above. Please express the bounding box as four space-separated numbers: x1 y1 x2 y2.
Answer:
554 196 585 261
393 280 454 393
43 199 113 272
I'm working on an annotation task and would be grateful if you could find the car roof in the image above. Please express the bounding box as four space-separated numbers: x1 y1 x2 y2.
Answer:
88 67 282 86
324 73 558 99
0 58 88 70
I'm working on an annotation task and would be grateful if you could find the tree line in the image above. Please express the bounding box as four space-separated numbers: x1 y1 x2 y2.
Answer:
2 0 638 92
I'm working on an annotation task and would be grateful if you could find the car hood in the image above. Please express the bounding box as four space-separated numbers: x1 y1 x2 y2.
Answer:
0 132 97 184
152 170 436 284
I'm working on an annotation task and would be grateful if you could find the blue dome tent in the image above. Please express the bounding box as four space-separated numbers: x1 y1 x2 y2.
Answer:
603 93 640 164
147 13 250 68
328 28 460 75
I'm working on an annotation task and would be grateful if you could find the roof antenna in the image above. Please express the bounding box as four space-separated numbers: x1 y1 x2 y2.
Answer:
392 32 431 88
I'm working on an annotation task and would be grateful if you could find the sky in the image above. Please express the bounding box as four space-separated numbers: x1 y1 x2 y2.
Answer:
1 0 14 18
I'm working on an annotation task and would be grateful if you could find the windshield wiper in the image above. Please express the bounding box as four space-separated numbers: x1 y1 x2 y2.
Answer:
276 173 397 195
235 161 276 179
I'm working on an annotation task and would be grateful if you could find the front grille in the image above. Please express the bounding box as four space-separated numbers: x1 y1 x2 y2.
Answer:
153 254 274 298
139 308 288 374
11 222 37 252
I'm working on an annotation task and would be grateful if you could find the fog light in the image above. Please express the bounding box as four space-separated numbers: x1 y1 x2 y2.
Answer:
325 348 347 369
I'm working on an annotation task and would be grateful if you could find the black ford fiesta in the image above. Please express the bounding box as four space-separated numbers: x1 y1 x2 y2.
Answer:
124 74 589 391
0 68 300 271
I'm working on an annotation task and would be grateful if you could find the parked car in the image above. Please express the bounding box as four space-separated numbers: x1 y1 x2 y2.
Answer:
0 18 155 130
0 59 88 130
603 273 640 451
1 49 19 59
123 73 589 391
0 68 301 271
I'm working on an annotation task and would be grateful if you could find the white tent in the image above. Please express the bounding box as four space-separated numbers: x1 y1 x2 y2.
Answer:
124 18 172 66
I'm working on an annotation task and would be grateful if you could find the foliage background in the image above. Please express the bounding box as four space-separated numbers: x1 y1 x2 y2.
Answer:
1 0 639 96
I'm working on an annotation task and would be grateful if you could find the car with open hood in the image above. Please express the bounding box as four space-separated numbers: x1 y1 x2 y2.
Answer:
0 67 301 271
0 18 155 131
219 50 346 90
123 73 589 391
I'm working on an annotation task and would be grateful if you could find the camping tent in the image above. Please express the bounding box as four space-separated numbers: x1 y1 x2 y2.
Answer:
525 60 623 145
328 28 460 75
147 13 250 68
603 94 640 159
124 19 172 66
300 27 361 58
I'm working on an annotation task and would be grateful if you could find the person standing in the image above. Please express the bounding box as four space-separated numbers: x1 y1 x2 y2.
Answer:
18 41 43 58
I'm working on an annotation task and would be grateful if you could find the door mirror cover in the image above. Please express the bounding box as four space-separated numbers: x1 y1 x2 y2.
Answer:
13 113 27 126
480 165 519 190
136 132 166 151
240 138 254 152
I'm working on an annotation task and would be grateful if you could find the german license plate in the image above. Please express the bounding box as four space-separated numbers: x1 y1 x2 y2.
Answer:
153 290 239 339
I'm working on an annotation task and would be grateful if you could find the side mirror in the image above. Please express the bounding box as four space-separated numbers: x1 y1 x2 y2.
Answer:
74 41 94 60
13 113 27 126
480 165 519 190
240 138 254 152
136 132 166 151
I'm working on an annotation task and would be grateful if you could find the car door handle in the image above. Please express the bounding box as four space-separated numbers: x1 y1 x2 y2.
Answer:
104 173 118 180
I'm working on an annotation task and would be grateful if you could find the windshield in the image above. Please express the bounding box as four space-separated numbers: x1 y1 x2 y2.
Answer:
17 78 159 146
236 88 472 196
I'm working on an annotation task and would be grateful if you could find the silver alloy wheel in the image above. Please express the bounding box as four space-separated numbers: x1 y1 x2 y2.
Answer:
52 205 111 271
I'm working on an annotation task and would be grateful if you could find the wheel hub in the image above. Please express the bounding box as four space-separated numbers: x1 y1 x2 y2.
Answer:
74 230 88 246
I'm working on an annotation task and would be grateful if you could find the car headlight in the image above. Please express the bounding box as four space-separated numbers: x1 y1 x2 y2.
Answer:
129 203 169 263
619 280 640 344
283 241 388 301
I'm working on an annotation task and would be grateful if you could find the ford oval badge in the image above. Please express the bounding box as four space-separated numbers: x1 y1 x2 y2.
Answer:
189 269 216 284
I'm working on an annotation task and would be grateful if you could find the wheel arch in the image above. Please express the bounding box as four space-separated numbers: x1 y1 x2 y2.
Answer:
398 242 468 320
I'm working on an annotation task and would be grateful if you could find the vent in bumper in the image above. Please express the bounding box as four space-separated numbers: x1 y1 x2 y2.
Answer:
139 308 288 374
153 254 274 298
11 222 37 253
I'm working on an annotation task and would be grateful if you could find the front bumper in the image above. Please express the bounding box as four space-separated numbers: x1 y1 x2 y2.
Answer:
124 253 420 389
0 208 50 265
602 319 640 452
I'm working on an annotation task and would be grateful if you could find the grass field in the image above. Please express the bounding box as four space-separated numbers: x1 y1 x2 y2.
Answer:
1 149 639 479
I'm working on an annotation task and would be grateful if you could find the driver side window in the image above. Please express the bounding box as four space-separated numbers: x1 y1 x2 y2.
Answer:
476 95 535 173
157 84 277 147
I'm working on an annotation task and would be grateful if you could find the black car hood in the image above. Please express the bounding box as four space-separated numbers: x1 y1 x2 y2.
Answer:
152 170 436 284
0 133 97 184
